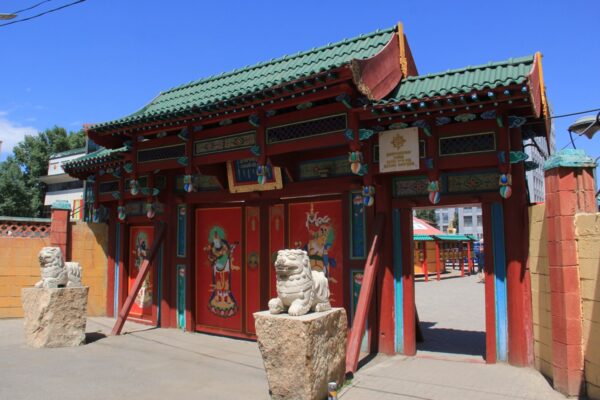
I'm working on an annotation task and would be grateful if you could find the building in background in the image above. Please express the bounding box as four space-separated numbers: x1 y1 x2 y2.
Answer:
39 148 86 219
524 120 556 203
435 206 483 239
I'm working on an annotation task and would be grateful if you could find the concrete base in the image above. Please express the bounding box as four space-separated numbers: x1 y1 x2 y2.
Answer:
21 287 89 348
254 308 347 400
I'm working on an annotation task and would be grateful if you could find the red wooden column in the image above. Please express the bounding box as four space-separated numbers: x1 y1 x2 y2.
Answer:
435 240 441 281
460 243 465 277
422 242 428 282
504 125 534 367
50 200 71 261
467 241 473 275
400 207 416 356
544 149 597 396
376 176 395 354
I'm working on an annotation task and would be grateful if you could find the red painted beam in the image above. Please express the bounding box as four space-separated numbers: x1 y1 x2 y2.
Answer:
346 213 386 376
435 240 441 281
111 223 166 336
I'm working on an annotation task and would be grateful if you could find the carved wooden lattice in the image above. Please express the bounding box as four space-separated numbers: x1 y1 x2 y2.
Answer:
0 220 51 238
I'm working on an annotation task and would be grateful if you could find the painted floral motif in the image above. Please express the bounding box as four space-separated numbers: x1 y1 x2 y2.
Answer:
204 227 239 317
454 113 477 123
133 232 153 309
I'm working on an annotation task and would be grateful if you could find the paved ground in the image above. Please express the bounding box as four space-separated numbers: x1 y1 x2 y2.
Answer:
0 273 565 399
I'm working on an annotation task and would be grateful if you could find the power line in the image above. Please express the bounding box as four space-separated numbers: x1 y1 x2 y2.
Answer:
12 0 54 14
0 0 85 28
547 107 600 121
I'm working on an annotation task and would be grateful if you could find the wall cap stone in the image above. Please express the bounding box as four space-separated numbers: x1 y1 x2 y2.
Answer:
544 149 596 171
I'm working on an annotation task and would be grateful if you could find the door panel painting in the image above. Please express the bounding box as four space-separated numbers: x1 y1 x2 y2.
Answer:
196 207 243 332
245 206 260 334
288 200 344 307
128 225 155 322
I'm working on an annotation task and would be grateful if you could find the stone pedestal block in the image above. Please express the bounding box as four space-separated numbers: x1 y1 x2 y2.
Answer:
254 308 347 400
21 287 89 348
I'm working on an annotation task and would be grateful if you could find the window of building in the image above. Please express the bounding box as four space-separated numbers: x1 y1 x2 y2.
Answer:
464 215 473 227
477 215 482 226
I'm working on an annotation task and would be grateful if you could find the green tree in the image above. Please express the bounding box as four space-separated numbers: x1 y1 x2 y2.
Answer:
1 126 85 217
415 208 438 227
0 157 33 216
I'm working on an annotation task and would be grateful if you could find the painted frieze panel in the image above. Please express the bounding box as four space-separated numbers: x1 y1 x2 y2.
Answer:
195 207 243 332
392 176 429 198
266 114 346 144
288 200 344 307
445 171 500 193
226 159 283 193
137 144 185 163
174 174 221 192
298 156 352 180
193 131 256 156
128 225 155 322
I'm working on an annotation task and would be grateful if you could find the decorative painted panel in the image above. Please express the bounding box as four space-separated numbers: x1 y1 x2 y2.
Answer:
445 172 499 193
298 156 352 180
226 159 283 193
350 192 366 259
193 131 256 156
245 206 261 334
288 200 344 307
195 207 243 332
176 205 186 257
125 201 165 216
392 176 429 198
128 225 155 322
269 204 285 299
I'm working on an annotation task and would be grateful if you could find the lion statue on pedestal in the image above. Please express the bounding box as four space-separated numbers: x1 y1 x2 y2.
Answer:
268 249 331 316
35 247 82 289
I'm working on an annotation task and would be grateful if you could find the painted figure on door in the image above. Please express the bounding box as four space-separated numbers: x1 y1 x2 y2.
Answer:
133 232 153 309
204 226 239 317
297 203 337 282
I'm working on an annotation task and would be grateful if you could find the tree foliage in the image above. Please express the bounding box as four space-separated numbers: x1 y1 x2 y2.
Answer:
0 126 85 217
415 208 438 227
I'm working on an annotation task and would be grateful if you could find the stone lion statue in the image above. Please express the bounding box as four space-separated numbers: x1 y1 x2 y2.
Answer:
35 247 82 289
268 249 331 316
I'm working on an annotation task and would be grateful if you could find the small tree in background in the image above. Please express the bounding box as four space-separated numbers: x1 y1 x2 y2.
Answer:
415 208 438 228
0 126 85 217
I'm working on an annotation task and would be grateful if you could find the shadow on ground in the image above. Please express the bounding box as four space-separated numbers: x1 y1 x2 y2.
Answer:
85 332 107 344
417 321 485 357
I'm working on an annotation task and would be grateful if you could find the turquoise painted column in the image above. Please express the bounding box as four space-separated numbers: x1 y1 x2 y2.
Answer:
491 202 508 361
393 208 404 353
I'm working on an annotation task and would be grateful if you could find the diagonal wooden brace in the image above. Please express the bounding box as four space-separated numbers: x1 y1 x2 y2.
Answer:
345 213 386 375
111 222 166 336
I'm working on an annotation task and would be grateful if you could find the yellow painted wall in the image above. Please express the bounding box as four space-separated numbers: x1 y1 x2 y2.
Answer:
70 222 108 317
0 221 108 318
528 204 553 379
576 213 600 399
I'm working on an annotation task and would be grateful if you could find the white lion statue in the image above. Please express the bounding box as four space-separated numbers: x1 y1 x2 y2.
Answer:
35 247 82 289
268 249 331 316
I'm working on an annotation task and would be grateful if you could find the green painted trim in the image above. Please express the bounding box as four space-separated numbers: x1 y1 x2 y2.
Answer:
51 200 71 211
0 216 51 222
543 149 597 171
433 234 470 241
49 147 86 160
413 234 434 241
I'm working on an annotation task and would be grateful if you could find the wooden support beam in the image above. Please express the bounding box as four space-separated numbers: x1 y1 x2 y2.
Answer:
435 240 441 281
111 222 166 336
346 213 386 376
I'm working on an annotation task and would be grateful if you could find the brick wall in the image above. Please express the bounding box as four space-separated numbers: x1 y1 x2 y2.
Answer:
529 204 553 378
576 213 600 399
0 221 108 318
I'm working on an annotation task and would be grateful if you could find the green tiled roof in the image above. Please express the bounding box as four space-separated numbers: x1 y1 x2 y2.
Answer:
379 55 534 103
62 146 128 171
414 234 434 241
49 147 86 160
91 27 397 132
434 234 471 241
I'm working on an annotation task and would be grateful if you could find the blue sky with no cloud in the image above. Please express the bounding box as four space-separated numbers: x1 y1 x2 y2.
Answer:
0 0 598 161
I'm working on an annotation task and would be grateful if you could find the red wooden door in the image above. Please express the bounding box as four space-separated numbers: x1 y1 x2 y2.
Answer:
195 207 243 333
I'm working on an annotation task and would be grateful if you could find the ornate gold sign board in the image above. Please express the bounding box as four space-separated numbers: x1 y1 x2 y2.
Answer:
378 127 420 172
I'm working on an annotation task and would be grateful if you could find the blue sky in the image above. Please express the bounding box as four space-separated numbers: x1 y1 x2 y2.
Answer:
1 0 598 161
